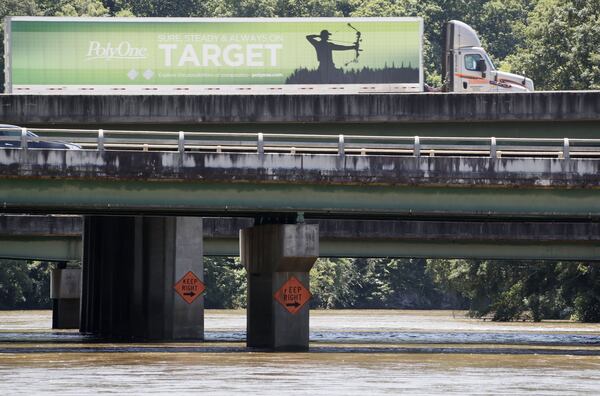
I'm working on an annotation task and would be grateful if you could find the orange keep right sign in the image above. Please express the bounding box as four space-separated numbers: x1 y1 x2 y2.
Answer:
274 276 312 314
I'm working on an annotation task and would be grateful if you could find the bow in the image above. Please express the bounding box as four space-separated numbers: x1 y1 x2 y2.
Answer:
344 23 362 67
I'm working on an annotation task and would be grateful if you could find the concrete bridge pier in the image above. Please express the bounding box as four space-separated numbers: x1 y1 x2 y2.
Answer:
241 223 319 351
80 216 204 340
50 263 81 329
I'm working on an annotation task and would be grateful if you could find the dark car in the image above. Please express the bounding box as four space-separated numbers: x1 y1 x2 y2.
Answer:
0 124 81 150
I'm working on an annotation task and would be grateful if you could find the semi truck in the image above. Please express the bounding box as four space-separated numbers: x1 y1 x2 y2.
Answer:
3 16 533 94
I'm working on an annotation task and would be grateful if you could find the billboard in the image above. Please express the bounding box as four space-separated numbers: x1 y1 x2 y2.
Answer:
5 17 423 94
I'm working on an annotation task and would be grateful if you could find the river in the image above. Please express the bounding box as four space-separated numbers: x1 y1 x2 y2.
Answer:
1 310 600 394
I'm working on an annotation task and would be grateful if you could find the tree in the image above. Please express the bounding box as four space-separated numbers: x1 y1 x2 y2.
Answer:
426 259 600 322
310 257 464 309
0 260 52 310
274 0 343 17
310 258 360 308
556 263 600 322
477 0 532 62
46 0 109 16
203 257 246 309
504 0 600 90
200 0 277 17
353 257 462 309
105 0 208 17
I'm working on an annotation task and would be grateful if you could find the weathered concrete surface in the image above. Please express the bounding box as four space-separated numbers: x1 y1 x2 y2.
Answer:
0 214 81 236
50 268 81 299
5 215 600 261
7 215 600 243
241 224 318 351
2 149 600 188
50 268 81 329
0 214 82 261
203 217 254 237
3 150 600 217
206 218 600 260
80 216 204 340
205 218 600 242
1 92 600 125
52 299 80 329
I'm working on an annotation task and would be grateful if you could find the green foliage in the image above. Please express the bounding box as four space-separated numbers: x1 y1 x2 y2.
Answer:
105 0 208 17
203 256 247 309
0 260 52 309
0 0 40 17
310 258 359 308
200 256 464 310
273 0 343 17
200 0 278 17
194 0 343 17
426 259 600 322
477 0 532 62
556 263 600 322
310 257 465 309
504 0 600 89
354 258 455 308
48 0 109 16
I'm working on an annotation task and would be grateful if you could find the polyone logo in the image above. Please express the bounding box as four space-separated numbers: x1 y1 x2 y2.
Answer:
86 41 148 61
173 271 205 304
274 276 312 314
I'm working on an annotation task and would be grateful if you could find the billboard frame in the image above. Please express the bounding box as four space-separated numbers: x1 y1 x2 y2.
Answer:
4 16 424 95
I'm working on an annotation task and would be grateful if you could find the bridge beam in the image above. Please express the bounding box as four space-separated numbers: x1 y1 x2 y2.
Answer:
80 216 204 340
0 215 82 261
241 223 318 351
4 150 600 219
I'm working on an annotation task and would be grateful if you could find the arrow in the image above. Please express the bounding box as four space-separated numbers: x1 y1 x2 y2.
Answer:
183 291 196 297
286 302 301 308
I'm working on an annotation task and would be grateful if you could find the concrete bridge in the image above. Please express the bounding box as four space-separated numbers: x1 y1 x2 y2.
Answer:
3 215 600 262
4 210 600 333
2 145 600 348
2 91 600 350
2 148 600 218
1 91 600 138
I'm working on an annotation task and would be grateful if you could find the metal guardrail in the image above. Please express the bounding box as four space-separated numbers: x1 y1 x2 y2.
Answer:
1 126 600 159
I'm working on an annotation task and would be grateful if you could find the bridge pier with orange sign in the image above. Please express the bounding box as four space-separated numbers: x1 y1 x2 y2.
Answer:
79 216 205 340
241 222 319 351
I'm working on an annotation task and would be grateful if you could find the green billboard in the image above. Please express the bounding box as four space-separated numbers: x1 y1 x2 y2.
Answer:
5 17 423 93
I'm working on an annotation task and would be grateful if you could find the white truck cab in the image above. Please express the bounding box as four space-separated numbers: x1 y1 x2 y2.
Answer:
443 20 534 92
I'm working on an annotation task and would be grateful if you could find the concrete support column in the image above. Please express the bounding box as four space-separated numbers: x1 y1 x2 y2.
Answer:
50 265 81 329
80 216 203 340
240 223 318 351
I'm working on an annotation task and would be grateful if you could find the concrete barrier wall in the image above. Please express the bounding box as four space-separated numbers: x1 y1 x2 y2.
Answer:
2 149 600 188
1 92 600 125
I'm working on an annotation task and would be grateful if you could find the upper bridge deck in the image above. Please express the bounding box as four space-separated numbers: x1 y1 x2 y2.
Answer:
1 91 600 138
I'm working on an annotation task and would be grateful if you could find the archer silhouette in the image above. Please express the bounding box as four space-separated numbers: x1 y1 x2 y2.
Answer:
306 30 358 77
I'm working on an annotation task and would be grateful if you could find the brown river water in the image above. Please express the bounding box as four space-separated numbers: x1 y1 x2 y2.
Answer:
1 310 600 395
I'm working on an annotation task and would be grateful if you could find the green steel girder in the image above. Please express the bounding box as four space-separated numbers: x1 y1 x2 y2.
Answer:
1 178 600 218
205 238 600 261
3 235 598 261
0 236 81 261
